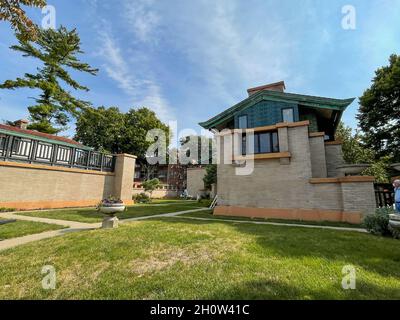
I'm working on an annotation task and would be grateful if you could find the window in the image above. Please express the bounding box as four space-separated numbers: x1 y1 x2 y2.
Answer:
238 115 248 129
282 108 294 123
242 131 279 155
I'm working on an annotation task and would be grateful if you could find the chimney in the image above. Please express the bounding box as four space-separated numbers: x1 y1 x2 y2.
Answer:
14 119 29 130
247 81 286 96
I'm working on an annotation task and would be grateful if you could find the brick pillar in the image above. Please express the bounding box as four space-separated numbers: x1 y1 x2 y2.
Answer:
340 179 376 222
113 154 136 205
278 127 290 165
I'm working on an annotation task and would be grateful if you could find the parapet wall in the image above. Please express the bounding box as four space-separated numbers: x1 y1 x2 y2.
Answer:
0 154 136 210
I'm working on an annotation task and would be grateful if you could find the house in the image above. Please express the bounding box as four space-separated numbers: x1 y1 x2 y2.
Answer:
199 81 376 224
133 163 187 198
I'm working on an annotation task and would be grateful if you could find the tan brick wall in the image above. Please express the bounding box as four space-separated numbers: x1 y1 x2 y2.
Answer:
325 144 345 177
132 188 178 199
309 136 328 178
341 182 376 215
216 124 375 222
187 168 207 197
0 154 136 210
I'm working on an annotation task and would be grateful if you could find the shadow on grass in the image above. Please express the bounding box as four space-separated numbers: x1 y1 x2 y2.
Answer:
149 216 400 281
203 279 400 300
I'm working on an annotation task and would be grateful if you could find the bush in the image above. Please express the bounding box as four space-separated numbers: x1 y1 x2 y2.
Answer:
363 207 399 238
0 207 16 213
133 193 151 204
197 199 212 207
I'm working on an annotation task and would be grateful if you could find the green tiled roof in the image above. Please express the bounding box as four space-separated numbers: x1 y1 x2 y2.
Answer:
199 89 355 129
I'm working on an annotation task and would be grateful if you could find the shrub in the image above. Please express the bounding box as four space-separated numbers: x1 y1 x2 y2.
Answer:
133 193 151 204
363 207 399 238
0 207 16 213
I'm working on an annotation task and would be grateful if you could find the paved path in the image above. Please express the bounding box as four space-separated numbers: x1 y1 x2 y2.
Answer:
173 216 368 233
0 208 209 251
0 212 100 229
0 207 367 251
0 227 94 251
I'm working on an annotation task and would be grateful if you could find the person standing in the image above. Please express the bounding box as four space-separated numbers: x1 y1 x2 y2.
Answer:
393 180 400 213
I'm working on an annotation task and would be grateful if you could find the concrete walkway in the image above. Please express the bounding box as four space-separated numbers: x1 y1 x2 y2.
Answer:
0 208 209 251
173 215 368 233
0 207 367 251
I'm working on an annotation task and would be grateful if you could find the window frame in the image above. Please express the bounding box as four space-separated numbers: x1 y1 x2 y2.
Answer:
281 107 295 123
242 131 279 155
238 115 248 129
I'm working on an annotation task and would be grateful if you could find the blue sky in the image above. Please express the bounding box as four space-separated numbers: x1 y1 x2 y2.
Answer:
0 0 399 141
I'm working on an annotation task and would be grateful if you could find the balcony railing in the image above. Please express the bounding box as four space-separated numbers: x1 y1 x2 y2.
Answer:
0 133 115 172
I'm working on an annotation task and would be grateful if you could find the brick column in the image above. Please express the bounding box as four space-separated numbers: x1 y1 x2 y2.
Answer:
340 178 376 222
113 154 136 205
277 127 290 165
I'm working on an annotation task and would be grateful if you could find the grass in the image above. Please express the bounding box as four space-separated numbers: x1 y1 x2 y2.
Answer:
16 202 206 223
0 217 399 299
180 210 364 228
0 221 65 240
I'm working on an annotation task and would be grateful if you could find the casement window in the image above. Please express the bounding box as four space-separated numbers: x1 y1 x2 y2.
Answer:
238 115 248 129
242 131 279 155
282 108 294 123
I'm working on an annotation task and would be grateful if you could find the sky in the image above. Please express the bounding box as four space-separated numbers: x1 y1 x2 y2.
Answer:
0 0 399 142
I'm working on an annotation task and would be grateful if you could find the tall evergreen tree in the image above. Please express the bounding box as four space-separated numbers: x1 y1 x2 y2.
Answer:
0 26 98 134
0 0 46 41
357 54 400 162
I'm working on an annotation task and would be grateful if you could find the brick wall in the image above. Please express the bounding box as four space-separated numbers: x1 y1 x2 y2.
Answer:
216 123 375 222
325 144 345 177
309 135 328 178
187 167 207 198
0 154 136 210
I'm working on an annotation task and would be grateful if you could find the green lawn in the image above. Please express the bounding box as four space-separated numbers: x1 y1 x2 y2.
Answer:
180 210 364 229
0 217 399 299
16 203 206 223
0 221 65 240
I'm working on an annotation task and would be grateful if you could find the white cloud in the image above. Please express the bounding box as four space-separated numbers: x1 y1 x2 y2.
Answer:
123 0 160 43
98 30 174 122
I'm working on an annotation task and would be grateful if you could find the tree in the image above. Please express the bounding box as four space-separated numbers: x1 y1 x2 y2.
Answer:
142 178 160 201
75 107 170 161
74 107 125 153
122 107 170 163
203 164 217 189
0 26 98 134
357 54 400 162
0 0 46 41
335 122 391 183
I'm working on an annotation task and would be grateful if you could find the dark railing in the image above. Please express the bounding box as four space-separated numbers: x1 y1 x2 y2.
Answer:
0 133 115 172
375 183 394 208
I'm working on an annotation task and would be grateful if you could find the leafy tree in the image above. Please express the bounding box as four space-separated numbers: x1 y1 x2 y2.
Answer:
335 122 391 183
203 164 217 189
75 107 170 161
74 107 125 153
122 107 170 163
0 26 98 134
142 178 160 201
357 54 400 162
0 0 46 41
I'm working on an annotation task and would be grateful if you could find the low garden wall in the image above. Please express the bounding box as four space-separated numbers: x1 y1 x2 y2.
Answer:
0 154 136 210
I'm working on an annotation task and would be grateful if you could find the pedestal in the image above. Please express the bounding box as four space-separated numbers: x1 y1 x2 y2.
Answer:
102 216 119 229
389 214 400 229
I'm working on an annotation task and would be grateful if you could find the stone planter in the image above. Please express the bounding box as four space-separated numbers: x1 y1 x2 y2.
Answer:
336 164 371 176
390 163 400 171
389 214 400 230
99 203 125 229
